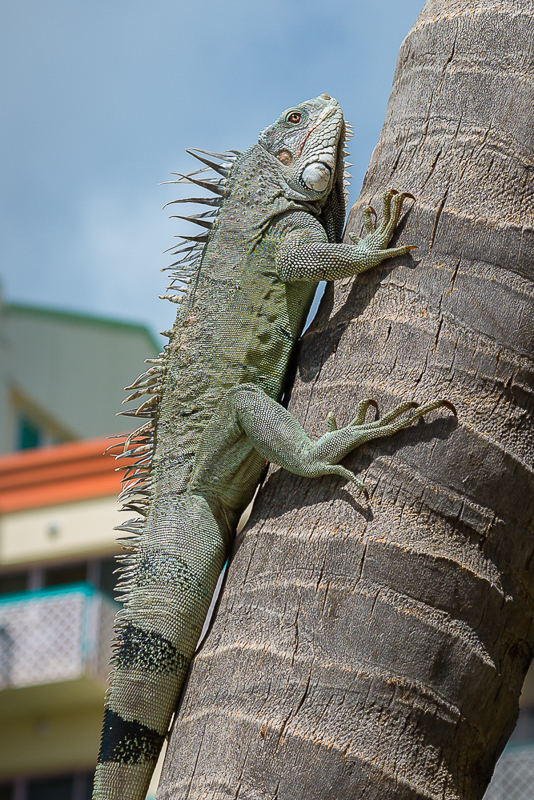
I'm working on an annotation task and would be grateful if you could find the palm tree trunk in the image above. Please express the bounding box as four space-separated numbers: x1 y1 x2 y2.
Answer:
158 1 534 798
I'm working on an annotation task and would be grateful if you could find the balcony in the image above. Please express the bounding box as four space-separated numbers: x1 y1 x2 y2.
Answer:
0 583 116 717
485 741 534 800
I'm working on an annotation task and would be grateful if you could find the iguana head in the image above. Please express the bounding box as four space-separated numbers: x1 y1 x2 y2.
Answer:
258 94 351 240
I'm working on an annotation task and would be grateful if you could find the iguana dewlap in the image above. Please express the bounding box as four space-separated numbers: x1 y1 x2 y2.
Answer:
93 94 453 800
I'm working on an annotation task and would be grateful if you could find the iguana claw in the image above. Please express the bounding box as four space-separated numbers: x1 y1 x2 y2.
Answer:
347 188 416 263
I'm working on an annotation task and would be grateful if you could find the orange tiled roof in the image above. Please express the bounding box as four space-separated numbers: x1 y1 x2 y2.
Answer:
0 438 132 513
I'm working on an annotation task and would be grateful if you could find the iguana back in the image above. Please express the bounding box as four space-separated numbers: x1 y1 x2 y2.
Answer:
152 143 322 509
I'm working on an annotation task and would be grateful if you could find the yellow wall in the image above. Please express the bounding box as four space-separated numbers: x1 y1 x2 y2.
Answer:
0 496 122 567
0 705 103 779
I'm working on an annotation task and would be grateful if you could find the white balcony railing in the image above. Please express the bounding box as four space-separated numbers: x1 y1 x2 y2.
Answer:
0 583 116 691
485 741 534 800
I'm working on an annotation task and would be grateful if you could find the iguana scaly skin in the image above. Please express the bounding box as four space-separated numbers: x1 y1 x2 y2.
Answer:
93 95 454 800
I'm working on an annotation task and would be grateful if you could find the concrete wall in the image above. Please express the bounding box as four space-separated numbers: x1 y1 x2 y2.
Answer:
0 705 104 778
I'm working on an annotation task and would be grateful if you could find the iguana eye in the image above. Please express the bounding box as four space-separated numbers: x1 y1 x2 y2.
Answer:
286 112 301 124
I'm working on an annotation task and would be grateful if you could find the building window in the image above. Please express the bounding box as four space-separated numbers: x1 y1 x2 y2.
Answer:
0 572 28 595
0 772 93 800
99 557 119 600
28 776 73 800
44 563 87 588
17 415 42 450
0 559 119 601
510 706 534 743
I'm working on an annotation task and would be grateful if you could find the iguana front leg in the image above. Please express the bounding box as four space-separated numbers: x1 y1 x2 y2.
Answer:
277 189 415 282
210 188 450 496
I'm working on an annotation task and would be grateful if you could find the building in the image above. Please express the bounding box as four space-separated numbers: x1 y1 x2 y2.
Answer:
0 440 121 799
486 676 534 800
0 441 168 799
0 299 163 799
0 300 160 454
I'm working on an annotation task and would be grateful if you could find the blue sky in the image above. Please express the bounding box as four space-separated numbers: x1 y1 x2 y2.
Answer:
1 1 423 341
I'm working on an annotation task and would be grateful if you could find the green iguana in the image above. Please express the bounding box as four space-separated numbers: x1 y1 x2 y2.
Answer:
93 94 454 800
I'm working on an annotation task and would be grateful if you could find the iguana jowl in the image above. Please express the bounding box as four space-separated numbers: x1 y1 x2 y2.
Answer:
93 94 454 800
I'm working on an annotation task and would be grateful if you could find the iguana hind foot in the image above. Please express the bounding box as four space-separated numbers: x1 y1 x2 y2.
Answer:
326 398 379 431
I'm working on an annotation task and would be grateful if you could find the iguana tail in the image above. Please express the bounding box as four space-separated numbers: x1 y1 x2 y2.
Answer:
93 494 226 800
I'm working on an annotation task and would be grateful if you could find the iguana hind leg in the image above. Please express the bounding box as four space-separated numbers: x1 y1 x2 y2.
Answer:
197 384 455 496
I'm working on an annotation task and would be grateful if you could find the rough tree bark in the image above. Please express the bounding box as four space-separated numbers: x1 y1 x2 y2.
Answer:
157 1 534 798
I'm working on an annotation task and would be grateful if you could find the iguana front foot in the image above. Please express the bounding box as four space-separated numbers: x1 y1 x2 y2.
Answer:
348 188 417 264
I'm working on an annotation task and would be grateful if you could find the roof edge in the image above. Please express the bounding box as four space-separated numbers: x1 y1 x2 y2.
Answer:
5 302 160 352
